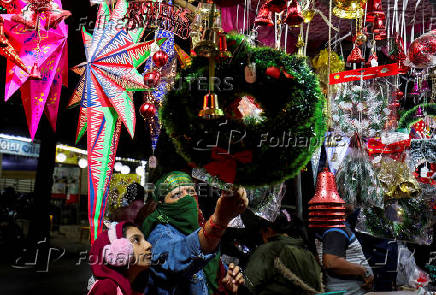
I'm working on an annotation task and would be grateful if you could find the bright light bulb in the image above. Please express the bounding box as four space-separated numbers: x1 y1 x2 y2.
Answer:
114 162 123 172
135 166 144 176
121 165 131 175
78 158 88 169
56 153 67 163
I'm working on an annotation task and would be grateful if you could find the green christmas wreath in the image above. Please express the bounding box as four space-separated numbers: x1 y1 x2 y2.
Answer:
161 34 327 186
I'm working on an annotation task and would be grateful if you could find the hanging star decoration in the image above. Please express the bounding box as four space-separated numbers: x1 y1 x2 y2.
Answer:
69 0 165 243
2 0 69 140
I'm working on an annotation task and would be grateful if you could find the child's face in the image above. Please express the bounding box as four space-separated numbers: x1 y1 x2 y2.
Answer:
126 226 152 268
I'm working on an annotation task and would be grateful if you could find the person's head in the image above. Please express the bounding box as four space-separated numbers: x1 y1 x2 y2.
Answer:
259 209 292 243
154 171 197 204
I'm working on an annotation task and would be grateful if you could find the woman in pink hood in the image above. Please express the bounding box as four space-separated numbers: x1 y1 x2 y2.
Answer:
88 221 152 295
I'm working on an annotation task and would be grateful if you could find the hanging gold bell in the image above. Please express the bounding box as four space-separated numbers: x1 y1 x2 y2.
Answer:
333 0 366 19
302 9 316 23
199 93 224 119
28 61 42 80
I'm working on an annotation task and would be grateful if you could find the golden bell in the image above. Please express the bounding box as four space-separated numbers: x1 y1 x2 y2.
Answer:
333 0 366 19
199 93 224 119
28 62 42 80
302 9 316 23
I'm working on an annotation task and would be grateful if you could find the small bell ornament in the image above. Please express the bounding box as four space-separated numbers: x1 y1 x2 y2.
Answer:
353 31 367 46
415 106 424 118
285 0 304 27
265 0 287 13
409 80 421 101
366 0 385 22
373 15 386 40
199 93 224 119
28 62 42 80
218 33 232 59
255 4 274 26
347 46 365 64
421 79 431 96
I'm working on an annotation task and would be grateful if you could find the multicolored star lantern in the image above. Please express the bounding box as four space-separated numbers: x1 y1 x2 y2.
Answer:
69 0 165 242
2 0 68 140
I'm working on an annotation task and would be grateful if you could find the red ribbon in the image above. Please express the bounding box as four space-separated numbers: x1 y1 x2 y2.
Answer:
367 138 411 156
329 63 399 85
204 148 253 184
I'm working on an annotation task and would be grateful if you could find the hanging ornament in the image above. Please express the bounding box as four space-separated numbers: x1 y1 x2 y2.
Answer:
144 70 161 88
373 14 386 40
415 106 425 118
421 79 431 96
28 61 42 80
152 50 169 68
265 0 287 13
218 33 232 59
199 93 224 119
302 8 316 23
245 62 256 84
139 102 157 119
405 30 436 68
353 31 368 46
0 16 7 48
0 17 29 74
266 66 281 79
366 49 378 67
149 155 157 169
389 33 407 62
366 0 385 22
296 33 305 56
255 4 274 27
347 46 365 64
333 0 365 19
409 79 421 103
284 0 304 27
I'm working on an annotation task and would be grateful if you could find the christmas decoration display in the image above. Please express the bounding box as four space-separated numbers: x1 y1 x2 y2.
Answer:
405 30 436 69
409 139 436 196
336 134 384 208
398 103 436 129
2 0 68 139
377 158 422 200
308 168 346 228
357 197 432 245
69 0 165 242
161 33 327 186
332 85 390 138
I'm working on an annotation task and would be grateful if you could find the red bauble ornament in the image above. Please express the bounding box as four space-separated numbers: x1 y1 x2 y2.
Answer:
347 47 365 64
309 168 346 205
255 4 274 27
144 70 161 88
265 0 287 13
152 50 169 68
284 0 304 27
139 102 157 118
407 30 436 68
266 66 281 79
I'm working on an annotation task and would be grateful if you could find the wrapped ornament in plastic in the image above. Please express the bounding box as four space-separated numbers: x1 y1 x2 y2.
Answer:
408 139 436 198
405 30 436 68
378 158 422 200
312 49 345 93
356 197 433 245
335 134 384 208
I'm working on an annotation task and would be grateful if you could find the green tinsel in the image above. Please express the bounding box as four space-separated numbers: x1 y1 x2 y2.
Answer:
398 103 436 128
160 34 327 186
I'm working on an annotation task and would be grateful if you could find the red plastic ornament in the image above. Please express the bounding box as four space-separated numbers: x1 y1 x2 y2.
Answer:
144 70 161 88
265 0 287 13
407 30 436 68
347 47 365 64
373 15 386 40
284 0 304 27
366 0 385 22
139 102 157 118
28 62 42 80
152 50 169 68
266 66 281 79
309 168 346 205
255 4 274 27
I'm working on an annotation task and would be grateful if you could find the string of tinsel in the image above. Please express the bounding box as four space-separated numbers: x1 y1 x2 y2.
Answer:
160 33 327 186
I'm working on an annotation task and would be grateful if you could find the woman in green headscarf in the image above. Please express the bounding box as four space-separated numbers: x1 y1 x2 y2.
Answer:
139 171 248 295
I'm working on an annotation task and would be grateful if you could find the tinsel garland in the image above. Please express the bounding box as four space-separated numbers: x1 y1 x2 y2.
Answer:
332 85 390 138
357 198 433 245
398 103 436 128
160 34 327 186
